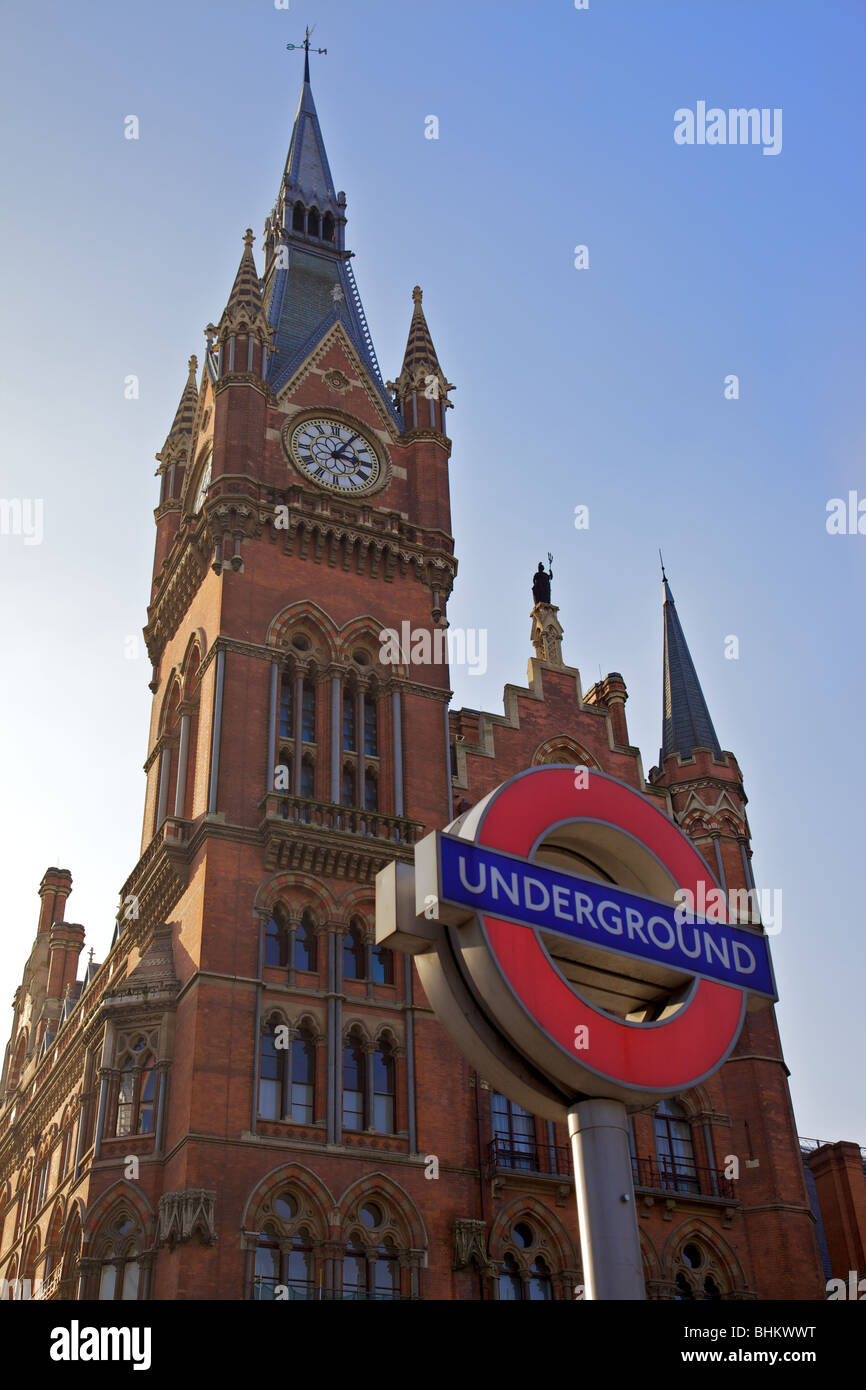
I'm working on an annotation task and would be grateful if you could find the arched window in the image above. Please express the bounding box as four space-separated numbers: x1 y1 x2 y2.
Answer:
294 910 317 972
342 1033 366 1131
301 681 316 743
529 1255 552 1301
342 764 356 807
342 1237 367 1299
364 769 378 812
371 943 393 985
343 921 366 980
654 1099 697 1193
59 1115 75 1181
279 672 293 738
307 208 320 238
96 1215 142 1301
114 1037 156 1138
673 1239 726 1299
254 1225 281 1300
258 1021 286 1120
372 1040 395 1133
364 699 378 756
374 1238 400 1299
265 908 290 968
300 755 315 800
342 690 356 750
498 1251 523 1301
322 212 335 243
292 203 305 232
496 1220 555 1301
291 1029 315 1123
491 1092 536 1169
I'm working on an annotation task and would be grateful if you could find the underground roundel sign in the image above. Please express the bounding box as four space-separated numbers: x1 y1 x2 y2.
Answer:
375 766 776 1116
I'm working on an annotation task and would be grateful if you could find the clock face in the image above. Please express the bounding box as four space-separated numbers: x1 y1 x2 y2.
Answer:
193 452 212 513
288 417 382 494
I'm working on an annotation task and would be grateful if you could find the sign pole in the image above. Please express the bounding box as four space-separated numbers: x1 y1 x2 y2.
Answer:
568 1098 646 1300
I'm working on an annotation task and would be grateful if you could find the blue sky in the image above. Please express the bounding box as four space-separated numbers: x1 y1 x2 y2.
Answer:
1 0 864 1141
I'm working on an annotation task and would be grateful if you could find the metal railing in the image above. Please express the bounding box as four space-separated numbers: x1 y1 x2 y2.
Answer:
630 1156 736 1201
487 1137 571 1178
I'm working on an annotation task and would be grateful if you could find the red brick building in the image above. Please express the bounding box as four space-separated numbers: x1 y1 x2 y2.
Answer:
0 61 840 1302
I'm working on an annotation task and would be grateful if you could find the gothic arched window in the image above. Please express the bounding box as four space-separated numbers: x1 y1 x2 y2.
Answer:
292 203 305 232
673 1239 727 1299
307 208 320 238
371 943 393 985
342 1033 366 1131
258 1021 286 1121
250 1191 317 1301
96 1215 142 1301
300 755 315 800
265 908 290 968
342 764 356 807
294 909 317 972
291 1029 316 1124
363 699 378 756
279 672 293 739
496 1220 555 1301
114 1037 156 1138
343 921 366 980
372 1040 395 1133
364 768 378 812
654 1098 698 1192
342 690 356 750
322 212 335 243
301 681 316 743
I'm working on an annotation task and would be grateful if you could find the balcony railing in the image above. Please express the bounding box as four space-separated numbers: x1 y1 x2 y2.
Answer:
631 1156 736 1201
487 1140 735 1201
487 1137 571 1177
262 792 424 846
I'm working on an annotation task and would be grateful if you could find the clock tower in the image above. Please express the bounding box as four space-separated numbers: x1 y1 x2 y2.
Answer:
125 58 459 1297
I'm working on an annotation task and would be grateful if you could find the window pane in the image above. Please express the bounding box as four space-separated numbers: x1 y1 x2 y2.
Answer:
279 676 293 738
302 683 316 742
343 1089 364 1131
342 766 356 807
98 1263 116 1301
295 916 317 971
121 1259 140 1301
364 771 378 811
371 945 393 984
343 928 365 980
291 1083 314 1124
373 1094 394 1133
343 693 355 751
300 758 315 798
364 701 377 756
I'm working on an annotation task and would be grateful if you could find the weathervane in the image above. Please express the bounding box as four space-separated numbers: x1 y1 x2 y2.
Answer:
287 25 327 79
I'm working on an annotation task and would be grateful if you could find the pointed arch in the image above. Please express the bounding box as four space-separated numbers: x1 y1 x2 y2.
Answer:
242 1161 335 1235
487 1195 579 1272
662 1218 749 1296
336 1171 427 1252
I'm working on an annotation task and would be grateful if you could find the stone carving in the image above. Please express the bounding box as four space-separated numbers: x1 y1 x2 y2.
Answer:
157 1189 218 1248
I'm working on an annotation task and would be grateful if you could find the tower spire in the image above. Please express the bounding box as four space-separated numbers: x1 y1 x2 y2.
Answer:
260 58 399 423
660 573 722 763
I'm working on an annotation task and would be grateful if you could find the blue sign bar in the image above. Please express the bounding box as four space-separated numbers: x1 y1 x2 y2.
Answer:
438 835 776 999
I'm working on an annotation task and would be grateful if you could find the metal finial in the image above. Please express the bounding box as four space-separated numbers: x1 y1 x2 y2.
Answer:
659 549 667 583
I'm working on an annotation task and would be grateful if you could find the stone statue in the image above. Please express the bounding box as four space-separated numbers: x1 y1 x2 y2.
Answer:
532 554 553 606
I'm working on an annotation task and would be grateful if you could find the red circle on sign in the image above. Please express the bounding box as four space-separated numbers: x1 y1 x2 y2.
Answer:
472 767 745 1093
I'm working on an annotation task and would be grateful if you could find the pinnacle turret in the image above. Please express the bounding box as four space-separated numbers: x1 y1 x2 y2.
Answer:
388 286 454 434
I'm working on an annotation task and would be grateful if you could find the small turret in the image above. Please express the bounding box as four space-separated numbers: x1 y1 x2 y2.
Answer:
389 286 454 435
